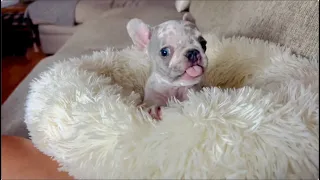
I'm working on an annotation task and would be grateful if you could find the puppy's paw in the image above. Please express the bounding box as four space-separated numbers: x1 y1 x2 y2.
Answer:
146 105 162 120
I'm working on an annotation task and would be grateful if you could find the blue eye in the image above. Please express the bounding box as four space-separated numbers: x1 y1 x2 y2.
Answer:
160 47 170 57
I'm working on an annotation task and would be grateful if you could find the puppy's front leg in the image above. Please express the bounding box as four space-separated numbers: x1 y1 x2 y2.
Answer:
146 105 162 120
142 87 167 120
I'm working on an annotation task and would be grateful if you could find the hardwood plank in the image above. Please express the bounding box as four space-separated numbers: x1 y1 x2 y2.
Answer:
1 48 46 104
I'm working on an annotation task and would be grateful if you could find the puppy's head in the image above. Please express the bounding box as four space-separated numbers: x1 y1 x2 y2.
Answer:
127 13 208 86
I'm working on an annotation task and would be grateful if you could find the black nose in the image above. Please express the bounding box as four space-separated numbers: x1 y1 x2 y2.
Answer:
185 49 200 63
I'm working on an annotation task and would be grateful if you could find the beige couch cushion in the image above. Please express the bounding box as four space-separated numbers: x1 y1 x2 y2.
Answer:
190 1 319 58
39 24 80 35
59 5 182 56
75 0 118 24
75 0 176 24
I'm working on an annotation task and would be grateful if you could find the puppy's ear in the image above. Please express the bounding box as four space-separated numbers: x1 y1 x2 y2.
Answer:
182 12 195 24
127 18 151 50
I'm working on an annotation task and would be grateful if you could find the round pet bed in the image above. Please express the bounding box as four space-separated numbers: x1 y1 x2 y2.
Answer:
25 33 319 179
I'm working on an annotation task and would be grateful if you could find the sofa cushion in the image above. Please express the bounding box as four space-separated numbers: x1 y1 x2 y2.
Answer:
190 1 319 58
76 0 114 24
75 0 154 24
39 24 80 35
58 5 182 56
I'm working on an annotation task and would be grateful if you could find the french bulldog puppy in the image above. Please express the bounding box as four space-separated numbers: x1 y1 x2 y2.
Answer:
127 13 208 120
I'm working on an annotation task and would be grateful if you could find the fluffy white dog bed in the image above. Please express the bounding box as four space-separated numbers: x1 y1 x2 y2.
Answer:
25 33 319 179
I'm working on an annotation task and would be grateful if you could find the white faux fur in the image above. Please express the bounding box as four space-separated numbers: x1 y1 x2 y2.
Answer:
25 33 319 179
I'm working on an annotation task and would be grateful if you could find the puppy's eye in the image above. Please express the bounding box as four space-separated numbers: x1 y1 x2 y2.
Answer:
198 36 207 52
200 41 207 52
160 47 170 57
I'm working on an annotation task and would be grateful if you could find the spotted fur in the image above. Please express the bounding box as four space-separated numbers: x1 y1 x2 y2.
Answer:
127 13 208 120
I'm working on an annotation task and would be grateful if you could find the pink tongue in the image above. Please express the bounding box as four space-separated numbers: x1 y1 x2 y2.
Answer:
185 65 203 77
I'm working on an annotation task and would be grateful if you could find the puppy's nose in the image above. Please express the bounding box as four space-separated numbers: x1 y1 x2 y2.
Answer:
185 49 200 63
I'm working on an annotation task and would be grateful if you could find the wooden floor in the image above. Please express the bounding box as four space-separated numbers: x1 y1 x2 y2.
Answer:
1 48 46 104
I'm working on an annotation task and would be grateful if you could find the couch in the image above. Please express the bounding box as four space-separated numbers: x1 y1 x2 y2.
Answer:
33 0 176 54
1 0 318 138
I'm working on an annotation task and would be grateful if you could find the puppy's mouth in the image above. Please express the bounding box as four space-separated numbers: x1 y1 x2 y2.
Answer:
185 65 203 77
176 64 204 81
180 49 205 80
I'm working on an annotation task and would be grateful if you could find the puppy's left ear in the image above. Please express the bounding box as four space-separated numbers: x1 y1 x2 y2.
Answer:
182 12 195 24
127 18 151 50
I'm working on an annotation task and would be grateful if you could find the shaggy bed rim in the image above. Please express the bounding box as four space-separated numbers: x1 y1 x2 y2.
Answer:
25 33 319 179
